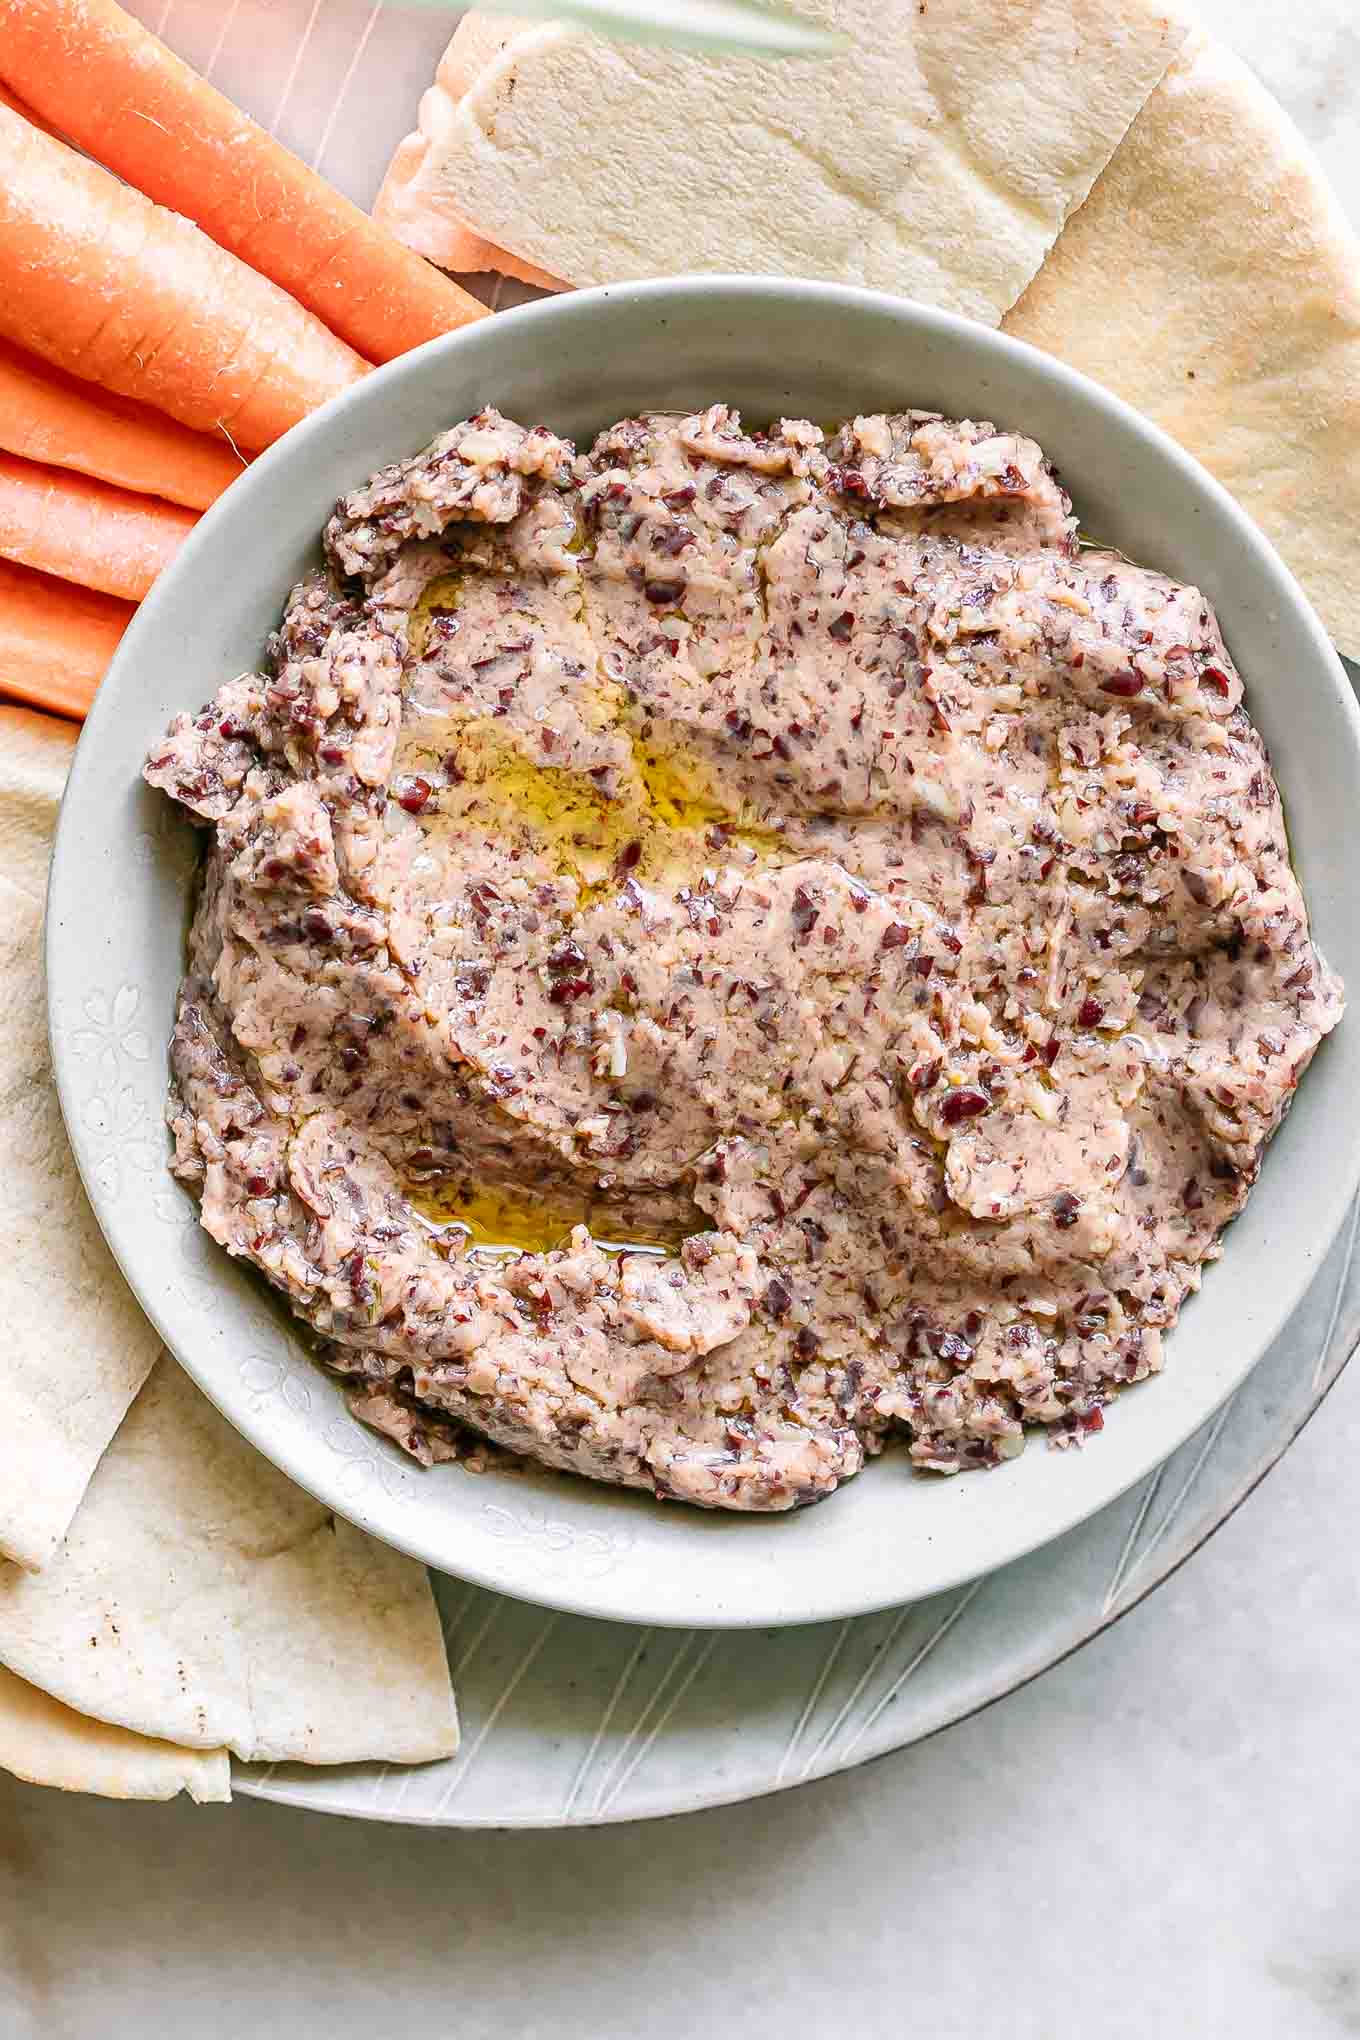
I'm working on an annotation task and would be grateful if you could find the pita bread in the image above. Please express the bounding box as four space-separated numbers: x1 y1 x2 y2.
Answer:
0 706 159 1571
1005 32 1360 656
374 13 566 287
378 0 1189 323
0 1662 229 1802
0 1356 459 1766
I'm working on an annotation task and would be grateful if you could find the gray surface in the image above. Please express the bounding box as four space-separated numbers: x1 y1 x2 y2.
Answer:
4 1 1359 2032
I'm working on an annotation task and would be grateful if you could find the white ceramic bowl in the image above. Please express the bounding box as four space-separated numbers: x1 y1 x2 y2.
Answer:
48 278 1360 1629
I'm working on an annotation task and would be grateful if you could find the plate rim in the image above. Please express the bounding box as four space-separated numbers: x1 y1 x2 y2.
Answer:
230 1248 1360 1826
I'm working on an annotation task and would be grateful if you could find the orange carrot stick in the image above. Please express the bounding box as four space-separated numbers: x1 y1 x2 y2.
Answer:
0 72 61 139
0 453 196 602
0 0 488 365
0 101 369 453
0 340 243 512
0 557 133 721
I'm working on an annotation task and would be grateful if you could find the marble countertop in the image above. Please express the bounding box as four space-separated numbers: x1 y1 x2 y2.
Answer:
4 6 1359 2035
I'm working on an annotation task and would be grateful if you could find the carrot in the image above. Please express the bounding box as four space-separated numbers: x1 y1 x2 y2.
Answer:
0 0 488 365
0 453 196 603
0 340 243 512
0 101 370 453
0 557 133 721
0 73 61 139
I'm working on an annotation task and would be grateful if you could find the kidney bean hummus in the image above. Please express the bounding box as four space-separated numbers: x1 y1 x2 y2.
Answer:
145 405 1343 1510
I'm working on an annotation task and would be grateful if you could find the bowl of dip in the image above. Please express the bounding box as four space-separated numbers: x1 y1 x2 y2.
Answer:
48 278 1360 1627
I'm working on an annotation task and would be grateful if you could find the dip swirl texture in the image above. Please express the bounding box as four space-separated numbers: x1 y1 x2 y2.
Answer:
145 406 1343 1508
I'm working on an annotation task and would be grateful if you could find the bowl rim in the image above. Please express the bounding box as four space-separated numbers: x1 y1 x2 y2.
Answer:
48 274 1360 1628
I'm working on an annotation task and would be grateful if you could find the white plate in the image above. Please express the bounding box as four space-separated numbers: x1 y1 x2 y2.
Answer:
233 1189 1360 1824
47 280 1360 1629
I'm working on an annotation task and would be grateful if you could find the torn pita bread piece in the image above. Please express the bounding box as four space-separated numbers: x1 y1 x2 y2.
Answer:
0 1662 229 1803
374 0 1189 323
0 705 160 1572
1005 32 1360 656
0 1356 459 1767
375 11 566 288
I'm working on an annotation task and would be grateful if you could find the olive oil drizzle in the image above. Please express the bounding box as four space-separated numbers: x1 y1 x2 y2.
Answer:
398 570 785 1256
411 1179 679 1260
